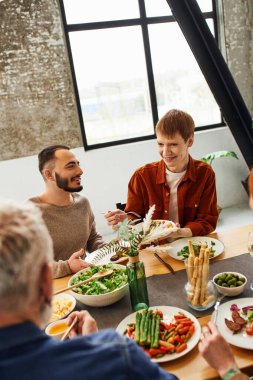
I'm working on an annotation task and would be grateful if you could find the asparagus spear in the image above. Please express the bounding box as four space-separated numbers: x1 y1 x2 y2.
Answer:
134 312 141 344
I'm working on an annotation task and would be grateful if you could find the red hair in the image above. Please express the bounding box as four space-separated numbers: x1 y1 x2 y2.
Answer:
155 109 195 142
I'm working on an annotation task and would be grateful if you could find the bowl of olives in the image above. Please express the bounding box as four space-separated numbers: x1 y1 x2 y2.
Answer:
213 272 247 297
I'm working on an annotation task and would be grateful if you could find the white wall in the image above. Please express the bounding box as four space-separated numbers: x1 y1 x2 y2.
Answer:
0 126 249 236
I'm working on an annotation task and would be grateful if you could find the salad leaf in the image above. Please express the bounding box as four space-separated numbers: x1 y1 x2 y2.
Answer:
242 305 253 314
71 264 128 295
247 310 253 322
177 241 216 259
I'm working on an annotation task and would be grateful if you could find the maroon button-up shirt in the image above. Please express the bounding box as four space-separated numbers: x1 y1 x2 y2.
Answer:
125 155 218 236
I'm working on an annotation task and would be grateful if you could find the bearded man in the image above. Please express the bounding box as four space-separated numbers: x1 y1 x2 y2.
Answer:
30 145 104 278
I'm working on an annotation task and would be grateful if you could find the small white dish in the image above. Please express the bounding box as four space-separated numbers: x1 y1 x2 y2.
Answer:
45 318 69 340
213 272 247 297
49 293 76 323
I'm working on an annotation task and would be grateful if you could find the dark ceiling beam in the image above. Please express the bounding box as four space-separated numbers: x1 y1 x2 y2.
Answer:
165 0 253 168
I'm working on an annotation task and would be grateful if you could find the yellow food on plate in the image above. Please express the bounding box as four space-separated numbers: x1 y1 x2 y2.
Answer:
50 296 74 322
151 220 175 228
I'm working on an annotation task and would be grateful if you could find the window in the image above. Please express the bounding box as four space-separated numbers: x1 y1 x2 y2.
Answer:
60 0 222 149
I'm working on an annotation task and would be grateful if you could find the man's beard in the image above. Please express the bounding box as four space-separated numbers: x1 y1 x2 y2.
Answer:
55 172 83 193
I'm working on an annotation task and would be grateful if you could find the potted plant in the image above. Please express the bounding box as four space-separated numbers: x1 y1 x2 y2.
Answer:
199 150 239 213
199 150 239 166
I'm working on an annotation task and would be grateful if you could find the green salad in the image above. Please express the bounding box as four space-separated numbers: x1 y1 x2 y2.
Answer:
177 241 216 260
71 264 128 295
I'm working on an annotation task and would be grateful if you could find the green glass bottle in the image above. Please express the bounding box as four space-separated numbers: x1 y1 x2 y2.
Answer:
126 254 149 312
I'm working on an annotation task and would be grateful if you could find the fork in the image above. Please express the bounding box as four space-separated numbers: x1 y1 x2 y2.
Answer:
212 294 226 324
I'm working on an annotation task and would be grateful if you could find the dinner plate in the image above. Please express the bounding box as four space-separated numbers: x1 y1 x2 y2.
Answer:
116 305 201 363
133 220 179 234
167 236 224 261
85 245 125 265
214 298 253 350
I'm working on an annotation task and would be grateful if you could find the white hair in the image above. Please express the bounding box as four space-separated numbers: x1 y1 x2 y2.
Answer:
0 200 53 312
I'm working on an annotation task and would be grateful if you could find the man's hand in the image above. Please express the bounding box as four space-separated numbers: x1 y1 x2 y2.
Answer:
67 311 98 338
68 248 91 273
104 209 128 230
198 321 237 377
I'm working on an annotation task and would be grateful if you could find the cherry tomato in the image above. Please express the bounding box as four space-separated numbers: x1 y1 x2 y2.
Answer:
154 310 163 318
246 322 253 335
149 348 165 356
175 343 187 353
178 326 190 335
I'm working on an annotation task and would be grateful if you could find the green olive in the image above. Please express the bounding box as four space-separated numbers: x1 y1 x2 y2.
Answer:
215 273 246 288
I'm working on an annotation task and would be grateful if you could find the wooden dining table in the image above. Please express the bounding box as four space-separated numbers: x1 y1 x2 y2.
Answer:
53 224 253 380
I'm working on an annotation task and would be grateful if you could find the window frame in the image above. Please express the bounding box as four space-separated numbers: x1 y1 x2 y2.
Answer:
59 0 225 151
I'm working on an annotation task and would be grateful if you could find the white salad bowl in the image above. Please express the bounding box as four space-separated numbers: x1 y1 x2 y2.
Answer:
68 264 129 307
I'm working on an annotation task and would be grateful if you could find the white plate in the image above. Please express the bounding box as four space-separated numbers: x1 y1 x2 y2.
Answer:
214 298 253 350
116 305 201 362
85 245 124 265
133 220 179 235
167 237 224 261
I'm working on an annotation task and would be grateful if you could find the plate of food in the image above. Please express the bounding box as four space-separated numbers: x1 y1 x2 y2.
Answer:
85 241 129 265
49 293 76 323
167 237 224 261
214 298 253 349
116 305 201 362
133 219 178 234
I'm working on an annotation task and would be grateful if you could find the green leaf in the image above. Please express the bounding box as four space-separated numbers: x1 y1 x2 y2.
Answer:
199 150 239 166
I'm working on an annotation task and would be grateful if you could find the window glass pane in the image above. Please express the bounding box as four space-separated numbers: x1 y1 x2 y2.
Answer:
206 18 214 34
197 0 213 12
145 0 212 17
145 0 172 17
63 0 140 24
69 27 154 145
148 21 220 126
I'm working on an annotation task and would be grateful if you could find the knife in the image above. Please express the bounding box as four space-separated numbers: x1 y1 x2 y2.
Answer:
154 252 175 275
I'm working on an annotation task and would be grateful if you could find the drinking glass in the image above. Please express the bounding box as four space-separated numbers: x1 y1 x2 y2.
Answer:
247 231 253 291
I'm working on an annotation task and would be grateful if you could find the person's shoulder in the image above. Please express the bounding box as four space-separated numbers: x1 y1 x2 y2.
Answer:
66 329 124 350
73 194 95 216
73 193 89 205
191 157 215 174
57 330 177 380
133 160 161 175
28 196 40 204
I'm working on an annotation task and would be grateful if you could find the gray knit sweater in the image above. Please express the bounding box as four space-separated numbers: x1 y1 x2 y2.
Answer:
29 194 104 278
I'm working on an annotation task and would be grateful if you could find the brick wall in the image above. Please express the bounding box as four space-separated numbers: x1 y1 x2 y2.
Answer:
223 0 253 115
0 0 81 160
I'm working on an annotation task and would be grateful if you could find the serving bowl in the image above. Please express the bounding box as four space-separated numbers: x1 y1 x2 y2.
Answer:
213 272 247 297
68 264 129 307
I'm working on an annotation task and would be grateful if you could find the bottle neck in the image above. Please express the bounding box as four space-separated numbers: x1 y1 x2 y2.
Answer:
129 255 140 263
